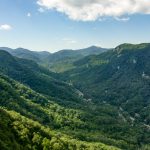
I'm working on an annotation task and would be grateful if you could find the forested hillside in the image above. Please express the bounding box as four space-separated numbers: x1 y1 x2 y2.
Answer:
0 109 118 150
0 43 150 150
0 50 84 108
62 43 150 125
0 74 119 150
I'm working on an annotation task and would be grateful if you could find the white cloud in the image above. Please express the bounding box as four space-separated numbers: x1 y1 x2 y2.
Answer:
37 0 150 21
0 24 12 30
27 13 31 17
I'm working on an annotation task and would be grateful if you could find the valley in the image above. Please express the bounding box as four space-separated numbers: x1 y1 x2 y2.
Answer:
0 43 150 150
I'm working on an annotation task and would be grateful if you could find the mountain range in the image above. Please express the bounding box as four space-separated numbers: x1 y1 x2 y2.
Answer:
0 46 109 72
0 43 150 150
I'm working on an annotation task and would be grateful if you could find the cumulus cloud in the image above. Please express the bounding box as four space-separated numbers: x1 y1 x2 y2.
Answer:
0 24 12 30
37 0 150 21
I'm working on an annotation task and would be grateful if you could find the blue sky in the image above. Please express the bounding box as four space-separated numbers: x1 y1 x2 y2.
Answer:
0 0 150 52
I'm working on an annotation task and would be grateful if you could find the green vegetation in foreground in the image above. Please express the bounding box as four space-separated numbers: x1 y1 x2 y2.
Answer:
0 66 149 150
0 108 120 150
0 74 120 150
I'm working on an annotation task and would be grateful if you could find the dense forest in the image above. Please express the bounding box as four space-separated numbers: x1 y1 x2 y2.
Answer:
0 43 150 150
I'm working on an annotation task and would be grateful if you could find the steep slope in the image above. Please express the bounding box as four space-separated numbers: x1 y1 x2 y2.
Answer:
62 43 150 125
0 75 119 150
0 50 82 107
0 108 120 150
1 74 150 150
1 44 150 149
0 72 149 150
1 51 150 149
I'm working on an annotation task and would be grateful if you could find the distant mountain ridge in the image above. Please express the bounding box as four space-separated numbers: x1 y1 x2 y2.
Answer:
0 47 51 62
0 46 110 72
0 46 109 59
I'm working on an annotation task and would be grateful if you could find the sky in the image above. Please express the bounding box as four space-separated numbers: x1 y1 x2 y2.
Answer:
0 0 150 52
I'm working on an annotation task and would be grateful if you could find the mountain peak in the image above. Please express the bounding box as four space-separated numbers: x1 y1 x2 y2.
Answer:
87 45 101 49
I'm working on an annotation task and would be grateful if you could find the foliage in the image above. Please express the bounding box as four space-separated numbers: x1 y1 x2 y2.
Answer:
0 108 119 150
0 43 150 150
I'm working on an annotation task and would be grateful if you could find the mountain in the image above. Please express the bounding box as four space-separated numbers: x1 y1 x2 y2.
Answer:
0 47 51 62
62 43 150 125
45 46 109 72
0 43 150 150
47 46 108 61
0 74 119 150
0 46 108 61
0 58 148 150
0 46 109 72
77 46 109 56
60 43 150 149
0 50 83 108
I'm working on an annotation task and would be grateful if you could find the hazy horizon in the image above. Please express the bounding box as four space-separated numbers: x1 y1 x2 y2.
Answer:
1 41 150 53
